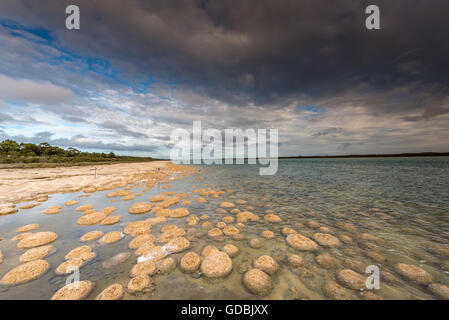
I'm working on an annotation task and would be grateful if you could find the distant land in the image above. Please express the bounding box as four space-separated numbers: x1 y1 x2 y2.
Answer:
279 152 449 159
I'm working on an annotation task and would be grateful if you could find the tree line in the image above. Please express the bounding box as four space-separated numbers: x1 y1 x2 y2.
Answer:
0 139 152 164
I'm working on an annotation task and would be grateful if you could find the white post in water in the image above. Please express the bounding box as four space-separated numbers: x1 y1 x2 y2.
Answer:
91 167 100 179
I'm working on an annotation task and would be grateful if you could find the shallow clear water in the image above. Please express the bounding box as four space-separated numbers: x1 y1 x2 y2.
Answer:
0 157 448 300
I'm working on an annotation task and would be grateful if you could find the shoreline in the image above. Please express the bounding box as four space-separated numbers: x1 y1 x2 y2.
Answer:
0 161 170 206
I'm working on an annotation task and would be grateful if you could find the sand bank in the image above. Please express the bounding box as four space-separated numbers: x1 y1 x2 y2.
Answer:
0 161 169 205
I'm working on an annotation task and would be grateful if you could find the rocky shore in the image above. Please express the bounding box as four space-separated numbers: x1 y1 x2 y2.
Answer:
0 161 169 207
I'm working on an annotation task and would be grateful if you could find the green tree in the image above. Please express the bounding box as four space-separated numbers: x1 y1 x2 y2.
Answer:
0 139 20 153
19 143 41 155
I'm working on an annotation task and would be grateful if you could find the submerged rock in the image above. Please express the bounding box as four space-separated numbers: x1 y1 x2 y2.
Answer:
323 281 352 300
77 212 107 225
64 245 92 260
428 283 449 300
166 237 190 253
316 253 338 269
208 228 223 238
16 224 39 233
124 221 151 236
243 268 273 296
222 244 239 258
220 202 235 208
336 269 366 290
262 230 275 239
102 215 120 225
102 252 131 269
264 214 281 222
394 263 434 285
281 227 296 236
170 208 190 218
75 204 94 212
1 260 50 285
0 206 18 216
313 233 342 247
248 238 263 249
253 255 279 275
286 233 319 252
127 275 153 294
44 206 62 215
20 203 39 209
51 280 94 300
55 258 85 275
180 252 201 273
80 230 103 242
130 260 157 277
223 225 240 236
129 234 155 249
19 245 54 263
201 245 219 257
155 257 176 274
17 232 58 249
287 254 304 268
128 202 152 214
99 231 123 244
200 251 233 278
96 284 124 300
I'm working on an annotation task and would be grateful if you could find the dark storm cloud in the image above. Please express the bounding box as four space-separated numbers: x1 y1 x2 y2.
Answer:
1 0 448 117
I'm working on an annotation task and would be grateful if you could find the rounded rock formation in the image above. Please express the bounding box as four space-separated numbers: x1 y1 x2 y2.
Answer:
261 230 275 239
336 269 366 290
99 231 123 244
243 268 273 296
394 263 434 285
170 208 190 218
200 251 233 278
323 280 352 300
166 237 190 253
248 238 263 249
286 233 319 252
428 283 449 300
19 245 54 263
128 202 152 214
287 254 304 267
316 253 338 269
264 214 281 222
127 275 152 294
51 280 94 300
313 233 342 247
1 260 50 285
222 244 239 258
124 221 151 236
180 252 201 273
16 224 39 233
253 255 279 275
208 228 223 238
95 283 124 300
17 232 58 249
44 206 62 215
102 215 120 225
77 212 107 226
130 260 157 277
80 230 103 242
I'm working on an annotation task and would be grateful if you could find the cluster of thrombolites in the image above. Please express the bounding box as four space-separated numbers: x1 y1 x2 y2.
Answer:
0 163 448 300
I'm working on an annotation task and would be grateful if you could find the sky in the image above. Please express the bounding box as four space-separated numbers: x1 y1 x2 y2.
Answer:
0 0 448 157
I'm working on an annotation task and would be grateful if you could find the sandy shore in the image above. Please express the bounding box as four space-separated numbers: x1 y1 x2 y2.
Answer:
0 161 169 205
